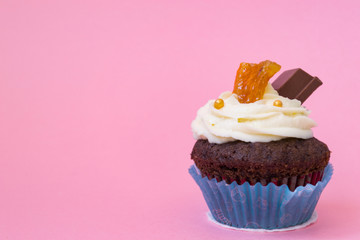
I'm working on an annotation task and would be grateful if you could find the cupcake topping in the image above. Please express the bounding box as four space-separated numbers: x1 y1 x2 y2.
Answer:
214 98 224 109
233 60 281 103
272 68 322 103
273 100 283 107
191 61 317 144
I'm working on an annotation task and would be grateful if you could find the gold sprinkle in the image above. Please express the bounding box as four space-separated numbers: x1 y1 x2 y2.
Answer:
273 100 283 107
214 98 224 109
238 118 246 123
211 124 215 126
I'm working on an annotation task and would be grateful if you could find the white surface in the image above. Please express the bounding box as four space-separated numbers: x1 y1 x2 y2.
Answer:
207 211 318 232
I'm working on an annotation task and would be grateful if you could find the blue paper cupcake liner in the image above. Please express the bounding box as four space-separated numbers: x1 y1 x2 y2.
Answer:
189 163 333 230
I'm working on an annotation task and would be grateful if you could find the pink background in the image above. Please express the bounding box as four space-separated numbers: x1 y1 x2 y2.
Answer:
1 0 359 239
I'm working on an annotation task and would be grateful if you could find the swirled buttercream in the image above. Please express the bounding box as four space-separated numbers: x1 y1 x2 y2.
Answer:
191 84 316 143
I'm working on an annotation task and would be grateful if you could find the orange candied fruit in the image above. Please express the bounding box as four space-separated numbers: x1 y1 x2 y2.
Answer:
232 60 281 103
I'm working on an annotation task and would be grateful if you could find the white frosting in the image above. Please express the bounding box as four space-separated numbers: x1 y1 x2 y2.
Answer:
191 84 316 143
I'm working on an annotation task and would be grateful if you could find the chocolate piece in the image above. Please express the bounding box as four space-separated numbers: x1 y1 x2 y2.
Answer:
272 68 322 103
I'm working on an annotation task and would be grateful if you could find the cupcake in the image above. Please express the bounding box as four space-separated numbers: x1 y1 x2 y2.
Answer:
189 60 332 230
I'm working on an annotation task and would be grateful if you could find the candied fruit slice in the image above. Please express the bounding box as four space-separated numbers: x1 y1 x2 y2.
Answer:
233 60 281 103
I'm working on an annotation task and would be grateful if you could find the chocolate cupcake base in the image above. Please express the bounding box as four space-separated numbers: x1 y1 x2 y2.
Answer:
191 138 330 191
202 168 324 192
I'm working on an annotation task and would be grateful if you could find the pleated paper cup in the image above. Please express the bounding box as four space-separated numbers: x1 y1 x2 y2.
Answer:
189 163 333 230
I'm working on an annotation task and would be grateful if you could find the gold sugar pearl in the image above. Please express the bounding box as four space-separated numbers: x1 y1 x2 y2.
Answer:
273 100 283 107
214 98 224 109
